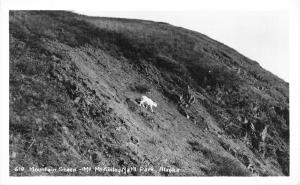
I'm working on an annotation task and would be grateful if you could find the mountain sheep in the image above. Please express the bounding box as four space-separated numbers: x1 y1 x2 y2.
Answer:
139 95 157 112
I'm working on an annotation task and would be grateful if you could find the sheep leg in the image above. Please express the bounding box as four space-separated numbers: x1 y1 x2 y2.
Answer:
140 101 144 107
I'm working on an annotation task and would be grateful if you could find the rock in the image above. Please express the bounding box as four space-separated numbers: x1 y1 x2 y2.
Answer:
74 97 81 103
261 125 268 142
11 151 17 159
130 136 139 144
51 55 60 62
38 150 43 156
91 152 101 163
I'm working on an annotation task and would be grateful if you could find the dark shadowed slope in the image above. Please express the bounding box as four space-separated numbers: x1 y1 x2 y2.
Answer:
9 11 289 176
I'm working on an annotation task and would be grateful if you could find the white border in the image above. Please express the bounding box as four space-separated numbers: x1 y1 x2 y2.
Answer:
1 0 299 185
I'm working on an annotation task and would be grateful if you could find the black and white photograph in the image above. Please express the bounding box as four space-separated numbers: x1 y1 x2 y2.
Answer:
1 0 300 184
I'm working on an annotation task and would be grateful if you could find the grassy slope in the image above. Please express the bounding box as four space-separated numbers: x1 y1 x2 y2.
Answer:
9 11 289 176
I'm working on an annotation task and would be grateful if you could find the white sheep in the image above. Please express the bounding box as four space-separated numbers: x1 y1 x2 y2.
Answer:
139 95 157 112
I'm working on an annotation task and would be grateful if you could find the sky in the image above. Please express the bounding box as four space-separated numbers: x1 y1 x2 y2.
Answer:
76 11 290 82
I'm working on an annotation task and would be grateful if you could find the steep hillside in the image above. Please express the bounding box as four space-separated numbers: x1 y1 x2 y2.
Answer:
9 11 289 176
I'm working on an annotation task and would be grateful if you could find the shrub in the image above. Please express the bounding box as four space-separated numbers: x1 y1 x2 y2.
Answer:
209 157 250 176
154 54 181 71
125 98 139 112
192 142 251 176
131 84 151 94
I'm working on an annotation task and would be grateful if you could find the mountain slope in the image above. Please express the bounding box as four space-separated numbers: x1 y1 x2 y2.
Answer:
9 11 289 176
